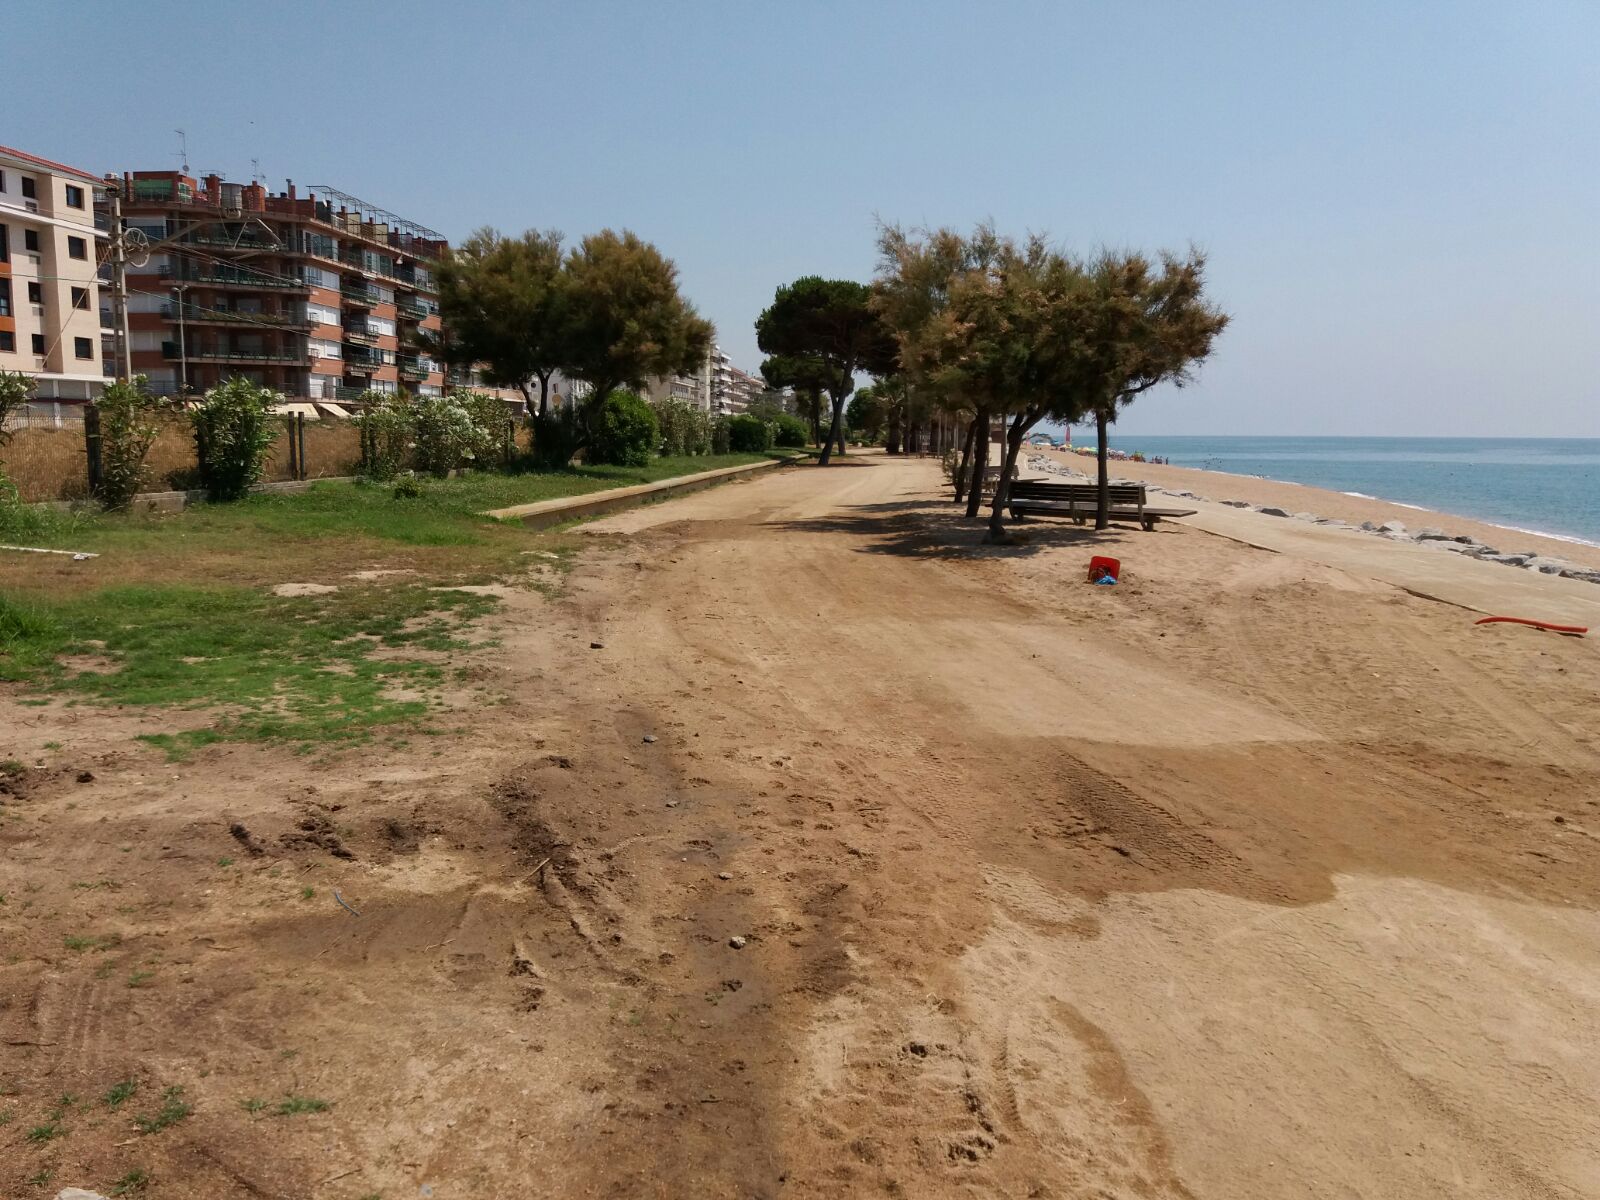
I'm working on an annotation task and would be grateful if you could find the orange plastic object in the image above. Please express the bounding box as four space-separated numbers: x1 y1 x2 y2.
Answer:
1475 616 1587 635
1088 556 1120 583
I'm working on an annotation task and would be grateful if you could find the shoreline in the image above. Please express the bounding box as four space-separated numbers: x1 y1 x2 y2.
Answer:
1034 448 1600 574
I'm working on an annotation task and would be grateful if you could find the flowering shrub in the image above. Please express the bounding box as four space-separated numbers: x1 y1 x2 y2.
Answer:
191 378 280 501
96 376 166 509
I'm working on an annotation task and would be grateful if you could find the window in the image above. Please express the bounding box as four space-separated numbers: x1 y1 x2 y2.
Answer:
65 184 85 209
0 331 13 353
21 176 36 200
74 337 93 359
28 281 42 304
0 278 9 316
24 229 40 253
68 236 87 260
32 334 46 354
0 222 7 261
71 286 89 309
0 170 6 192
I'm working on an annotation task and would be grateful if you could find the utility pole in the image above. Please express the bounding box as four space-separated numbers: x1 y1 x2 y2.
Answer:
171 284 188 394
106 181 132 383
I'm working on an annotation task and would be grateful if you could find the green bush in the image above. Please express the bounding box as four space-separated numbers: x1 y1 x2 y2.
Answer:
453 390 513 469
96 376 166 510
529 405 583 469
726 414 773 453
654 398 696 457
711 416 731 455
769 412 810 448
412 392 482 476
353 391 414 481
589 391 659 467
191 378 280 502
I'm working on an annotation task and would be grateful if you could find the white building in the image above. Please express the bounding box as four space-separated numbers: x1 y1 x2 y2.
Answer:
0 144 110 412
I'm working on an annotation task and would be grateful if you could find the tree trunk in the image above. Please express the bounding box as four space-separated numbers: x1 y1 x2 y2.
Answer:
887 404 902 455
953 416 978 503
987 412 1034 542
964 408 989 518
808 390 823 446
537 371 551 418
818 395 846 466
1095 408 1111 530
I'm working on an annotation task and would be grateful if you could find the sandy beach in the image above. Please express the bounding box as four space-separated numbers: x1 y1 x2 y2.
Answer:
1036 446 1600 572
3 453 1598 1198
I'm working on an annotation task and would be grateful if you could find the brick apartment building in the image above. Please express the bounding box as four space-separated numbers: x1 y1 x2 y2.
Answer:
0 145 110 410
113 171 509 411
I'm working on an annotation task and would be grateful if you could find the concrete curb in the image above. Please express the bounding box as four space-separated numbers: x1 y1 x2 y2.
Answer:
485 458 789 529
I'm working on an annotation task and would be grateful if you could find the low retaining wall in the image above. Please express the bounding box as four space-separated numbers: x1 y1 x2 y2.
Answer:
485 458 788 529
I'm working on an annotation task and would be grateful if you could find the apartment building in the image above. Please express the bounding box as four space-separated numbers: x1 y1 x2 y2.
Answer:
647 345 765 415
112 172 468 409
0 145 109 407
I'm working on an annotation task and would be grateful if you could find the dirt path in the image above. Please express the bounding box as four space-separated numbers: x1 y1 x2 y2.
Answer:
4 454 1599 1198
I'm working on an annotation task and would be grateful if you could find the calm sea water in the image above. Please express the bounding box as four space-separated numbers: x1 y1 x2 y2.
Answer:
1088 436 1600 546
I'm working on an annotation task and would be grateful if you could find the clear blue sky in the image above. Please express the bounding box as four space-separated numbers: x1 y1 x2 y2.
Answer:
11 1 1597 436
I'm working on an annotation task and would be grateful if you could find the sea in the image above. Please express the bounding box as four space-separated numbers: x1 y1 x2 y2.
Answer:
1077 436 1600 547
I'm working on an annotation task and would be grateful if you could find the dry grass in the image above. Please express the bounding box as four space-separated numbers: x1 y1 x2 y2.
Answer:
1 425 91 502
1 416 366 502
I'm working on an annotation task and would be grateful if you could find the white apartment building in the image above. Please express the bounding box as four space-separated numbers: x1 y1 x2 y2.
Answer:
0 145 109 411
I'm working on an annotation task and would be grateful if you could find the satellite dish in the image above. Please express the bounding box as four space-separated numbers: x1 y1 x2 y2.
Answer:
124 227 151 268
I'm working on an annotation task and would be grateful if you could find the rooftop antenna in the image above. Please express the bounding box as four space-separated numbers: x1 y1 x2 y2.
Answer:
174 128 189 174
251 157 261 184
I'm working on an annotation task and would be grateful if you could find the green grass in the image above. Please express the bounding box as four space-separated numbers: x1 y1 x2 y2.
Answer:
111 1169 150 1196
239 1097 268 1115
133 1085 192 1135
27 1119 65 1143
104 1079 139 1109
272 1094 329 1116
2 455 772 755
64 933 121 952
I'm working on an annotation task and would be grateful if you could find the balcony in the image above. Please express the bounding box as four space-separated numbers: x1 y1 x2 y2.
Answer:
398 357 428 381
163 302 310 329
396 297 429 321
167 266 308 291
335 385 376 404
341 284 379 307
343 359 376 377
181 232 283 252
163 343 304 364
342 326 378 346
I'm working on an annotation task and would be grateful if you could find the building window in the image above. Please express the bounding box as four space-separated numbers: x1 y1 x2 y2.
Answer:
0 277 9 316
71 286 88 309
0 331 13 353
25 229 40 253
0 222 8 261
32 333 46 354
65 184 85 209
28 281 42 304
75 337 93 359
21 176 36 199
68 236 87 260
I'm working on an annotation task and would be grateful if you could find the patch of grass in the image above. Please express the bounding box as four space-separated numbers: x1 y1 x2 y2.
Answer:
26 1167 54 1187
4 583 495 753
0 1106 13 1125
43 740 61 750
133 1085 192 1134
111 1169 150 1196
127 969 155 988
271 1094 329 1116
239 1096 268 1115
217 856 234 867
300 886 314 900
0 757 22 776
27 1119 66 1143
105 1078 139 1108
64 933 121 952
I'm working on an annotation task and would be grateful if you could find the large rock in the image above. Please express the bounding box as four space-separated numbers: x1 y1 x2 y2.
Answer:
57 1190 112 1200
1414 527 1451 540
1377 521 1408 535
1256 506 1291 518
1220 499 1250 508
1525 557 1574 575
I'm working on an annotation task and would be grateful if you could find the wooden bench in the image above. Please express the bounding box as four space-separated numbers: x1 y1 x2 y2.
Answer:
1005 481 1195 531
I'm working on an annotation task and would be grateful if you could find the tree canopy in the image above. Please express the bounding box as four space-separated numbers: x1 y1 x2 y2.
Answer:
435 228 568 414
755 277 896 465
563 229 715 409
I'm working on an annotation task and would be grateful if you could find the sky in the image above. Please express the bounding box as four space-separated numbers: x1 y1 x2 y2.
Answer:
9 1 1597 437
